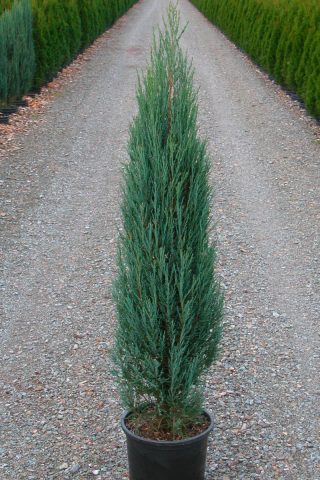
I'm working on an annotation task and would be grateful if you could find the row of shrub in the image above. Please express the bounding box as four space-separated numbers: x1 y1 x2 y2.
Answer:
190 0 320 119
0 0 138 107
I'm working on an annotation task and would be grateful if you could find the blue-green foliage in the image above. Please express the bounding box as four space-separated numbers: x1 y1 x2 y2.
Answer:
113 5 223 438
0 0 35 106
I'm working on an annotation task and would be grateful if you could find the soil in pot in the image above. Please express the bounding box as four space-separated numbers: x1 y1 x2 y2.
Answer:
125 405 210 441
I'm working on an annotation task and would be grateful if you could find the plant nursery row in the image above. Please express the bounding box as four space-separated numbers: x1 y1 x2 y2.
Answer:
0 0 137 108
190 0 320 119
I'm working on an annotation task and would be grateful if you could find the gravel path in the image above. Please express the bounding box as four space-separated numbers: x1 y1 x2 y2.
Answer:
1 1 319 479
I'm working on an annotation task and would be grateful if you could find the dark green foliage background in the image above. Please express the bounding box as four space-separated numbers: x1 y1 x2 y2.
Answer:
190 0 320 119
113 6 223 436
0 0 35 106
0 0 138 105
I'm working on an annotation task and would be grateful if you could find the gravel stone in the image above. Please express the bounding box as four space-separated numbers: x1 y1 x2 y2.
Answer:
67 464 81 475
0 0 319 479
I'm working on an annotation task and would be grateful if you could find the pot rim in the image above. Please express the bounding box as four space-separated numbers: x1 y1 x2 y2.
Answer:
121 409 214 446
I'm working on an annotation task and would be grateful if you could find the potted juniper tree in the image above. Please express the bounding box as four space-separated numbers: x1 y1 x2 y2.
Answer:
113 5 223 480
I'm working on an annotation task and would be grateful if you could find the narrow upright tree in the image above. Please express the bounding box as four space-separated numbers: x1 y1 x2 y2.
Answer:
0 0 35 106
113 5 223 439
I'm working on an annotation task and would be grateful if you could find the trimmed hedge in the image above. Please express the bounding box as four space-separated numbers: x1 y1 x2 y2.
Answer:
76 0 137 49
34 0 138 88
0 0 35 107
190 0 320 119
32 0 82 88
77 0 107 49
0 0 138 105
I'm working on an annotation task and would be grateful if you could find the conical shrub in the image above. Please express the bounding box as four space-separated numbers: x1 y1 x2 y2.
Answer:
0 0 35 106
113 5 223 439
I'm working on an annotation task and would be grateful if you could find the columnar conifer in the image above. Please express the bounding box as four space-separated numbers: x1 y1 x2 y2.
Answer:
113 5 223 438
0 0 35 106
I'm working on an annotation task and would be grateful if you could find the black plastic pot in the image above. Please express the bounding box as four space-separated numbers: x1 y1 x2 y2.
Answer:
1 105 17 115
16 98 28 108
27 87 41 97
121 410 213 480
0 114 10 124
